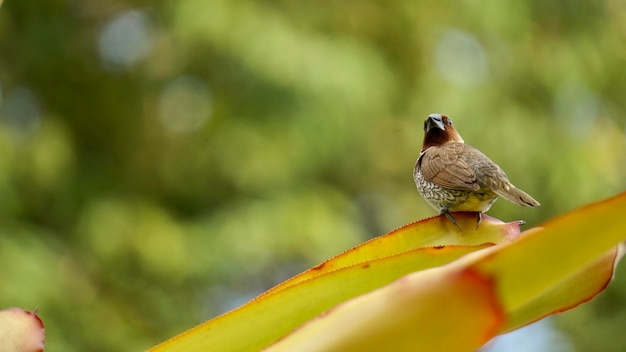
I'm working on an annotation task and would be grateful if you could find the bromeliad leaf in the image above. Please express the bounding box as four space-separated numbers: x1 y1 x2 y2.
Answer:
150 214 521 352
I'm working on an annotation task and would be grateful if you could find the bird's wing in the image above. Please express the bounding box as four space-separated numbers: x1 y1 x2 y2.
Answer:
419 143 481 191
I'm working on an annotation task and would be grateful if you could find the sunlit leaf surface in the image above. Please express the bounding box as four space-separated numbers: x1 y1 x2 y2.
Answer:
266 192 625 351
150 214 521 352
266 268 504 352
148 192 624 351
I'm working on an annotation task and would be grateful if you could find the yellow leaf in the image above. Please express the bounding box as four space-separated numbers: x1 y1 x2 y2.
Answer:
149 214 520 352
502 246 620 332
469 192 626 315
265 267 504 352
260 213 520 298
150 193 626 352
266 192 626 351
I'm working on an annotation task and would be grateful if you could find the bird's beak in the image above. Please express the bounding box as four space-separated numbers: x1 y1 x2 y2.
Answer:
426 115 445 132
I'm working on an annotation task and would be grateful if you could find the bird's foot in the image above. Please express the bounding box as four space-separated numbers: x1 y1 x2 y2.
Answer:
475 212 482 230
440 208 462 231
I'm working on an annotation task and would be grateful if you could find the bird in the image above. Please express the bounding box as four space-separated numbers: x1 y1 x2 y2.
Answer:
413 113 540 229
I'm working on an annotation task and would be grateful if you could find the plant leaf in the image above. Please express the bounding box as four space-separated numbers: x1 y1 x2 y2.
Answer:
264 267 504 352
260 213 521 298
502 245 621 332
266 192 626 351
149 214 521 352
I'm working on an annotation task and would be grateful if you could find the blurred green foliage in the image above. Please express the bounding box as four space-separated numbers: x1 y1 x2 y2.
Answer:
0 0 625 351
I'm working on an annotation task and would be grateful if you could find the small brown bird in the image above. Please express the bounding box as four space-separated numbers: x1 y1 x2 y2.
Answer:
414 113 540 228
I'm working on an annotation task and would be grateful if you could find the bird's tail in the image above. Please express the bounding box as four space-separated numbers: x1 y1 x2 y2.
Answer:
495 183 541 207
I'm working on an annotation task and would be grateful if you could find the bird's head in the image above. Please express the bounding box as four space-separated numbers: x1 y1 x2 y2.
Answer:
421 113 464 151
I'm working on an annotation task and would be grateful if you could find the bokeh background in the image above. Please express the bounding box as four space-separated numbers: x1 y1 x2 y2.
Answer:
1 1 625 351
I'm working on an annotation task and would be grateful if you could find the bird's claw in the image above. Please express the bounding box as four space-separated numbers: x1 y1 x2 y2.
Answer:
475 212 482 230
440 208 462 231
440 210 483 231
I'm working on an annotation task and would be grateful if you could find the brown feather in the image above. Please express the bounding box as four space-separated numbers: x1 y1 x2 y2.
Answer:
419 142 480 191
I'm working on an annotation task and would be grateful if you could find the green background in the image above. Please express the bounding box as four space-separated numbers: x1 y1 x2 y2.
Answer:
1 1 625 351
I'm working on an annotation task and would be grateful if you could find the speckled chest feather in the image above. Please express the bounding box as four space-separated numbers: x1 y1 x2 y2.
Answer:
414 156 499 213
